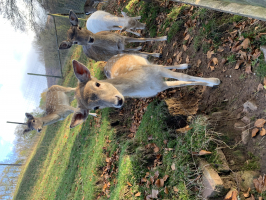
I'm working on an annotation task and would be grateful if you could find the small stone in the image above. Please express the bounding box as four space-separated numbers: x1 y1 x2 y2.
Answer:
199 160 225 198
243 101 257 113
241 116 250 124
242 130 249 144
234 121 246 131
216 149 230 174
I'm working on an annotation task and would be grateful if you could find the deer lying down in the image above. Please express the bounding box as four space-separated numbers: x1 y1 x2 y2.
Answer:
23 85 96 133
59 11 166 61
86 11 145 36
70 54 220 126
84 0 107 15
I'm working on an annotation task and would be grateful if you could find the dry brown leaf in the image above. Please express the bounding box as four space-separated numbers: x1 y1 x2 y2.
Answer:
224 190 238 200
221 58 227 65
176 51 183 61
253 175 266 193
230 30 238 38
106 157 111 162
238 35 244 40
164 186 169 194
258 83 264 91
210 66 215 71
154 146 159 153
150 176 154 184
207 50 214 59
197 59 201 67
127 181 132 187
212 57 218 65
259 197 263 200
184 34 190 41
186 55 190 63
173 186 179 192
245 64 252 74
241 38 250 49
151 189 158 198
163 175 169 181
231 45 242 52
171 163 176 170
256 32 266 40
155 179 160 187
252 128 259 137
198 150 212 155
135 192 141 197
141 178 147 182
146 180 150 188
255 119 266 128
235 60 244 70
154 171 159 179
261 128 266 136
253 49 261 59
238 50 247 60
217 46 224 52
243 187 250 198
183 45 187 51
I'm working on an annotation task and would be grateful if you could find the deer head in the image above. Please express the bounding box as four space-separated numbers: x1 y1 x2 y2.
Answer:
121 12 145 32
24 113 43 133
72 60 124 112
59 11 95 49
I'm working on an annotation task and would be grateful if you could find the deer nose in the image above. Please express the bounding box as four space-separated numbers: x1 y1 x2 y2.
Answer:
37 128 42 132
116 96 124 107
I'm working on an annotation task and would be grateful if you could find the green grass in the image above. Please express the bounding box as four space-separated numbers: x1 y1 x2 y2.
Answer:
227 54 237 63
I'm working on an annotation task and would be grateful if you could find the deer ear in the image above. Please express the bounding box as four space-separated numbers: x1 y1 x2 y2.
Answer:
72 60 91 83
70 109 89 128
121 11 128 18
59 41 72 50
25 113 34 120
23 128 32 134
120 27 127 32
69 10 78 26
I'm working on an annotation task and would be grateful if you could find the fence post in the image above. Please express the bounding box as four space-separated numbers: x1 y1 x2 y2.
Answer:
6 121 26 125
27 73 62 78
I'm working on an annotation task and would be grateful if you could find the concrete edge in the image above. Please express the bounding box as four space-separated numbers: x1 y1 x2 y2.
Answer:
173 0 266 21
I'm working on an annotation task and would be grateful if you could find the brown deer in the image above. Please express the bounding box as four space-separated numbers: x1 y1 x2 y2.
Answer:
69 55 220 128
23 85 96 133
59 10 165 61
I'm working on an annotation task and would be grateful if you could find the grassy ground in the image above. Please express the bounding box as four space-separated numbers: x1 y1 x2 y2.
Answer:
13 45 213 199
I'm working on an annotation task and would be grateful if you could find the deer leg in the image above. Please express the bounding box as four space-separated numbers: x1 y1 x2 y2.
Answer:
131 16 141 20
124 46 142 51
137 51 161 58
125 29 141 36
161 64 190 70
49 85 76 94
124 36 167 43
160 68 220 87
165 81 209 89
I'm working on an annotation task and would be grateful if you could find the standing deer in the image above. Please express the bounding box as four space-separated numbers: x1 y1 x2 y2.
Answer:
59 10 166 61
84 0 107 15
69 55 220 128
23 85 96 133
86 11 145 36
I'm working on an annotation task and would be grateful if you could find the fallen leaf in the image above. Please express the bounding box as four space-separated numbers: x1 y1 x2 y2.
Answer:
256 32 266 40
127 181 132 187
184 34 190 40
173 186 179 192
217 46 224 52
253 49 261 59
253 175 266 193
160 179 164 187
183 45 187 51
176 51 183 62
186 55 190 63
154 171 159 179
155 179 160 187
238 35 244 40
135 192 141 197
164 186 169 194
212 57 218 65
154 146 159 153
150 176 154 184
245 64 252 74
198 150 212 155
221 58 227 65
238 50 247 60
210 66 215 71
106 157 111 162
151 189 158 198
259 197 263 200
255 119 266 128
241 38 250 49
243 187 250 198
261 128 266 136
163 175 169 181
252 128 259 137
231 44 242 52
146 180 150 188
207 50 214 59
235 60 244 69
171 163 176 170
163 140 168 145
224 189 238 200
197 59 201 67
141 178 147 182
258 83 264 91
230 30 238 38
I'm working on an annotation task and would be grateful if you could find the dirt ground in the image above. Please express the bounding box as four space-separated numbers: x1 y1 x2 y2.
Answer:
103 0 266 193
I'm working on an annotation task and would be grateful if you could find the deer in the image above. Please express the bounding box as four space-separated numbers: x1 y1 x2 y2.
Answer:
59 10 166 61
84 0 107 15
23 85 96 134
69 55 220 128
86 11 145 36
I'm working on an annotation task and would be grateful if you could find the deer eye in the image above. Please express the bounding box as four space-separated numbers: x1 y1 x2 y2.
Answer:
94 106 99 111
33 120 35 123
73 41 78 44
79 27 82 30
95 82 100 87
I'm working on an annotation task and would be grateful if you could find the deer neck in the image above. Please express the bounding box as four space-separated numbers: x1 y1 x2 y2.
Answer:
38 115 57 126
104 77 137 96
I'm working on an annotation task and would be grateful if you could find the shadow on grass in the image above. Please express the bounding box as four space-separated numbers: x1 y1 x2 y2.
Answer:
14 122 62 200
